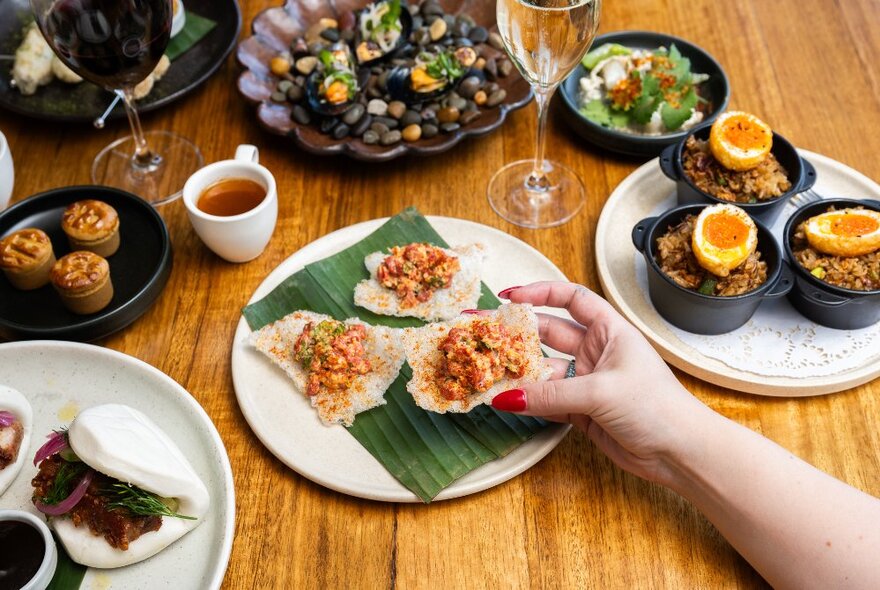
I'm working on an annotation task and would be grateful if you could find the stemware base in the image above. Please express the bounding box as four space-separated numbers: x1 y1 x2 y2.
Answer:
91 130 203 206
487 159 586 228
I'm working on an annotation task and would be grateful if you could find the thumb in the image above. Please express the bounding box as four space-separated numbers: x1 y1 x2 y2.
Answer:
491 376 601 417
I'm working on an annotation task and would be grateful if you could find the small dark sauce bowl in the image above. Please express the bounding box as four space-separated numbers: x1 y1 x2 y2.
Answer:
782 198 880 330
632 204 793 334
659 122 817 225
0 510 57 590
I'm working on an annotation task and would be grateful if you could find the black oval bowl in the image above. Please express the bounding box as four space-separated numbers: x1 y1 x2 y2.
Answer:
0 186 172 341
559 30 730 158
782 198 880 330
632 204 793 334
659 122 817 226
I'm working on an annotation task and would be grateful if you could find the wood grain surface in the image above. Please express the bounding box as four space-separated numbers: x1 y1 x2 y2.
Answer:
2 0 878 588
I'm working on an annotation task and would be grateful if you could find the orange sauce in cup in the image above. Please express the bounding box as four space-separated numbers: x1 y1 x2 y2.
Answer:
197 178 266 217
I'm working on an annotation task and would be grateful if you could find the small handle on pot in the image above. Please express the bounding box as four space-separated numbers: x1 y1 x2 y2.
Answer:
797 157 817 192
764 262 794 299
795 275 849 307
631 217 656 252
659 143 679 180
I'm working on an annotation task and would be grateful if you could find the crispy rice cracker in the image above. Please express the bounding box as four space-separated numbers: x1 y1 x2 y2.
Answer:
250 310 405 426
354 243 485 321
401 303 552 413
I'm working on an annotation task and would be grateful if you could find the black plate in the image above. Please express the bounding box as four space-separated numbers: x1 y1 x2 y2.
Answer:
559 30 730 158
0 186 172 341
0 0 241 122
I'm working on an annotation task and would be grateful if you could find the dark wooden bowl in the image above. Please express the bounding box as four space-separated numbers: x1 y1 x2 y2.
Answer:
235 0 532 162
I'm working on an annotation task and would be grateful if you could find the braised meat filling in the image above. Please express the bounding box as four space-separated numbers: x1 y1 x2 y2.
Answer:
32 456 161 550
437 319 527 401
294 319 372 396
0 418 24 469
377 243 460 308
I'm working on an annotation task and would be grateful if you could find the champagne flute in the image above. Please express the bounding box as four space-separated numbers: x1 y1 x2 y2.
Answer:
489 0 601 228
30 0 202 206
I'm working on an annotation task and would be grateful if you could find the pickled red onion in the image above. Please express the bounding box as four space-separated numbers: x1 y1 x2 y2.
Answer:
33 431 68 466
0 411 15 427
34 469 94 516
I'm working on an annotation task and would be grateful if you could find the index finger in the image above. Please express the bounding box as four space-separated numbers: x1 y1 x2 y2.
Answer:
503 281 617 329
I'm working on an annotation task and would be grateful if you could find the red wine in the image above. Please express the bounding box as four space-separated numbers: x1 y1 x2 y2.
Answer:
40 0 172 89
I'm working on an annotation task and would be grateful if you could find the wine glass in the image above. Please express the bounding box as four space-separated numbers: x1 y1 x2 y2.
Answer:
489 0 601 228
30 0 202 206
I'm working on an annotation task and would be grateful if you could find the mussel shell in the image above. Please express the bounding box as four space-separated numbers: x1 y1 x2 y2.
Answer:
353 3 414 66
306 67 370 116
385 66 484 105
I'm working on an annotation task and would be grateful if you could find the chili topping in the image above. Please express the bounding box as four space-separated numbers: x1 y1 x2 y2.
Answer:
437 319 527 401
294 320 372 396
377 243 460 308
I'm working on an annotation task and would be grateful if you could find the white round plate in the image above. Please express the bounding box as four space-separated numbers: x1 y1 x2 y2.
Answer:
0 341 235 589
596 150 880 396
231 216 571 503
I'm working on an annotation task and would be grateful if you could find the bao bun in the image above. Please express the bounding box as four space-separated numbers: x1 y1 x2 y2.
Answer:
55 404 209 568
0 385 32 496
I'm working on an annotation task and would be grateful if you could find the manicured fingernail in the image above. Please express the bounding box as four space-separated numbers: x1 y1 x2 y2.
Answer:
492 389 526 412
461 309 481 314
497 286 521 299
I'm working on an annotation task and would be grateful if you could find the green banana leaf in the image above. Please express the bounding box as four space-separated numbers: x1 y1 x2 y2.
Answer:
47 537 87 590
242 208 549 502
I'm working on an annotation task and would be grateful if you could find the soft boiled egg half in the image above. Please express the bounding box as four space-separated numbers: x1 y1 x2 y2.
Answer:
805 208 880 258
709 111 773 171
691 204 759 277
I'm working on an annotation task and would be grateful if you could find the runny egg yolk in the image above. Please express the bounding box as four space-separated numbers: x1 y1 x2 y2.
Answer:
804 208 880 257
691 204 759 278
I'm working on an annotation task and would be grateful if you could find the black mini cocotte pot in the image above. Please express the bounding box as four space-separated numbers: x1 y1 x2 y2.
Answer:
632 204 793 335
659 122 817 225
782 198 880 330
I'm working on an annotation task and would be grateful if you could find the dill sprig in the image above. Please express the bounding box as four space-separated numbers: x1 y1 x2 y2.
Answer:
103 483 196 520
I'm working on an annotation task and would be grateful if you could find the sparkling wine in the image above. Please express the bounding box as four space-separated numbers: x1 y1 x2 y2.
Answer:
39 0 171 89
496 0 600 90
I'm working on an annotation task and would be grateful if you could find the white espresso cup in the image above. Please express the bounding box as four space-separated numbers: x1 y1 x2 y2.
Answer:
183 145 278 263
0 130 14 210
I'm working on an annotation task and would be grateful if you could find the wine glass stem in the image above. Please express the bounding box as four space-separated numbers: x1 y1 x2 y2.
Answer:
527 85 557 192
118 88 156 169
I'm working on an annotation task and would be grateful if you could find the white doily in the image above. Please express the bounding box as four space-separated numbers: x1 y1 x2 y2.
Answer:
634 195 880 378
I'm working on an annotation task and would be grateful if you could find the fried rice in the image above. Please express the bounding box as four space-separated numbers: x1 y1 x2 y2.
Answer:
656 214 768 296
792 217 880 291
681 136 791 203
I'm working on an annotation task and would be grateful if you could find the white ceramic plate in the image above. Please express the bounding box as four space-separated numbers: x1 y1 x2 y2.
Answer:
0 341 235 589
596 150 880 396
231 216 571 502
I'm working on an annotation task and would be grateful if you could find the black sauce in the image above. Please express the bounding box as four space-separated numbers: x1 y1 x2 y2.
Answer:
0 520 45 590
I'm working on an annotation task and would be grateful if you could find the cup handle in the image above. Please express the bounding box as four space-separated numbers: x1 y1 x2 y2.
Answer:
764 262 794 299
631 217 656 252
235 144 259 164
659 143 678 180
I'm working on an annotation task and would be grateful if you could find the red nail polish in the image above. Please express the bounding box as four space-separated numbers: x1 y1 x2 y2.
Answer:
497 286 522 299
461 309 481 314
492 389 526 412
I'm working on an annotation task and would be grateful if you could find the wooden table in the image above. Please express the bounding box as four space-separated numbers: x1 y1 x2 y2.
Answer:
2 0 878 587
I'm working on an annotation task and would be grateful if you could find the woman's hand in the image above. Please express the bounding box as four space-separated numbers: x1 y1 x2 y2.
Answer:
491 281 713 486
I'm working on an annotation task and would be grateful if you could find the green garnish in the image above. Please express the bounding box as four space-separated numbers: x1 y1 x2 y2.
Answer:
697 278 717 295
424 50 466 83
579 99 630 129
318 50 358 100
295 320 346 366
103 483 196 520
42 461 89 505
581 43 631 70
365 0 402 38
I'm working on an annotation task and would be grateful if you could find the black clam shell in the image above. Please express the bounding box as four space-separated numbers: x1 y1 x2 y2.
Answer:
385 66 483 104
306 67 371 116
353 3 414 66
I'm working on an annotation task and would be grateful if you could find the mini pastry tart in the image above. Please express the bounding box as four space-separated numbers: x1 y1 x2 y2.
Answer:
50 251 114 315
402 303 552 413
0 228 56 290
61 200 121 257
